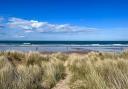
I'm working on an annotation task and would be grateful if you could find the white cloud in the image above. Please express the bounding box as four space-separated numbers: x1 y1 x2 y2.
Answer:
25 30 34 33
0 17 4 22
8 18 33 30
0 17 127 40
14 35 25 38
19 35 25 38
8 17 97 33
30 20 47 28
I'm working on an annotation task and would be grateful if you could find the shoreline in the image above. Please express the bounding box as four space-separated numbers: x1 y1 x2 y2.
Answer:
0 45 127 53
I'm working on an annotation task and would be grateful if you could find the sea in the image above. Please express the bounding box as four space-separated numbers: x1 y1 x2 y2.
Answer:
0 41 128 52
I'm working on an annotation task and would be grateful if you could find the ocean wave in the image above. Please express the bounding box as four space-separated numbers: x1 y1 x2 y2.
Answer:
112 44 122 46
23 43 31 45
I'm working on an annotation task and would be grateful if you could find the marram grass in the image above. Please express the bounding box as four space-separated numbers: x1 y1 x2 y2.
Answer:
0 51 128 89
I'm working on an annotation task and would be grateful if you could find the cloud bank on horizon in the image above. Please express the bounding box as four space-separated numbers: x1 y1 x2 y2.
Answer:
0 17 127 41
8 17 96 33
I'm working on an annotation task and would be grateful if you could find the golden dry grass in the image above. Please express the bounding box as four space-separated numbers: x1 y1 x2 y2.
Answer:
67 51 128 89
0 51 128 89
0 51 65 89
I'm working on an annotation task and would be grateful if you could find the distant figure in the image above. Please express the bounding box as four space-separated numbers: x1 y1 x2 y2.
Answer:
36 47 38 51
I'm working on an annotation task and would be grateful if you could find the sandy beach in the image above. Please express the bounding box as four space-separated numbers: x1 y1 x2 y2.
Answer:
0 45 128 53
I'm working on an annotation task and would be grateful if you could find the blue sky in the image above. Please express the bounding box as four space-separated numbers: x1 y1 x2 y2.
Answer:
0 0 128 41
